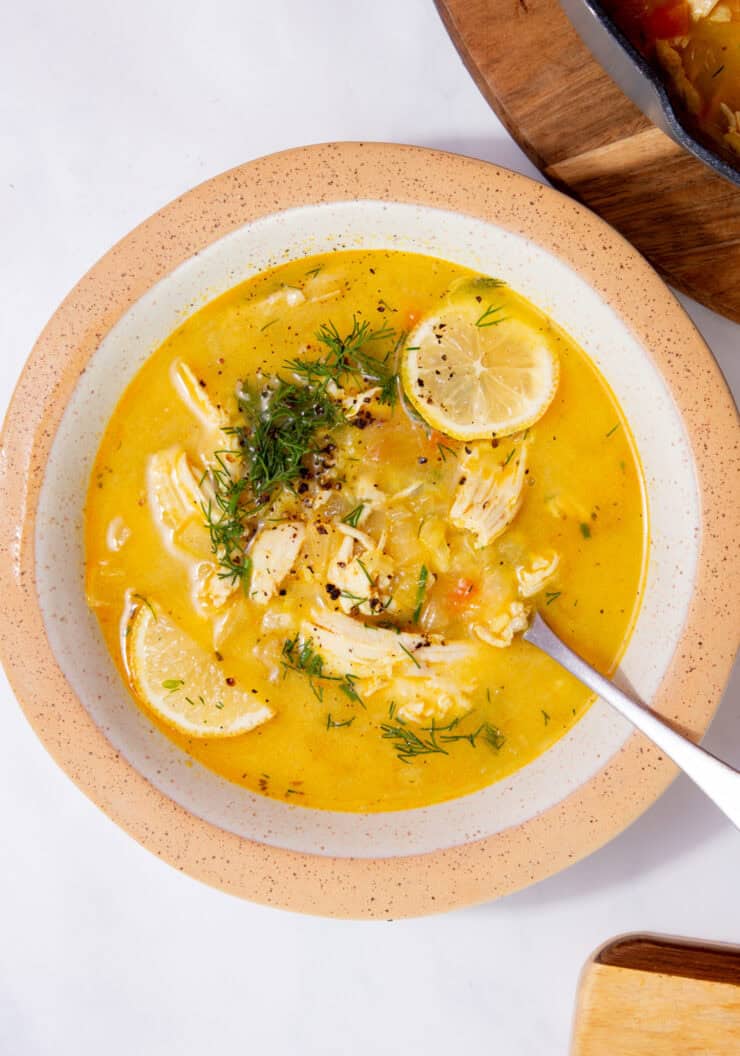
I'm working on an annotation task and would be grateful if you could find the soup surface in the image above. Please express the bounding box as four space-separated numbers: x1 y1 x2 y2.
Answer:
85 250 647 812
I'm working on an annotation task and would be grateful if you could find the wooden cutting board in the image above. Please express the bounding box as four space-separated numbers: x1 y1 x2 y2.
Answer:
571 934 740 1054
435 0 740 324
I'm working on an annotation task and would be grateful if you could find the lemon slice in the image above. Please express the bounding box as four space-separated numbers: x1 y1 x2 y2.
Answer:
126 604 274 737
401 292 559 440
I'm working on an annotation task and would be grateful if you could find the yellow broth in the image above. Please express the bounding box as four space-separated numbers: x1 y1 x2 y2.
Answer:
85 250 647 811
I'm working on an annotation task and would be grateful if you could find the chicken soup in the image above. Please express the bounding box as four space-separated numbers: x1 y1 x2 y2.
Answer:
85 250 647 811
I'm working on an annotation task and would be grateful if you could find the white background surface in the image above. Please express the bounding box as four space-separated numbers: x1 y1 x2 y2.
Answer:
1 2 738 1053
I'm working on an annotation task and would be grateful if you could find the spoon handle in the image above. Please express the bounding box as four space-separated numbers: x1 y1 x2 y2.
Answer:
524 613 740 830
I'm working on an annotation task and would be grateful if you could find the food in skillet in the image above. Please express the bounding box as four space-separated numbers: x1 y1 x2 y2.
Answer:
600 0 740 160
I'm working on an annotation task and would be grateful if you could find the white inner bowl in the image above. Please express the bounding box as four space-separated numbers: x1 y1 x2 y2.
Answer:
35 201 699 857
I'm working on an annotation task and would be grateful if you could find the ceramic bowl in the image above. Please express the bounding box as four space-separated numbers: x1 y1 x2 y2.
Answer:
1 143 737 918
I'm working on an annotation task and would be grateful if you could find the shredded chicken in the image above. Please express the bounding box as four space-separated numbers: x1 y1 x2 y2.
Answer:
473 601 530 648
193 562 239 613
335 522 377 550
106 515 131 552
545 492 591 523
147 446 238 616
249 521 306 605
171 361 225 429
418 516 451 573
449 443 528 547
303 607 473 680
326 530 395 616
342 386 392 423
148 447 209 548
516 553 560 598
388 675 474 725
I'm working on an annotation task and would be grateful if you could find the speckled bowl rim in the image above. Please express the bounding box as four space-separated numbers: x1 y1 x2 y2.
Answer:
0 143 737 919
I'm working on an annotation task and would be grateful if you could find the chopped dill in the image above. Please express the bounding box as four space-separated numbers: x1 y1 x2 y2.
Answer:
475 303 506 328
355 557 376 586
502 447 516 468
339 673 365 707
326 713 355 729
480 723 506 750
260 318 278 332
545 591 561 605
132 593 157 619
469 276 506 291
184 694 209 708
398 642 421 668
605 423 620 438
580 522 592 540
412 564 429 623
162 678 185 692
437 442 457 462
343 504 365 527
440 721 506 751
380 720 448 762
305 265 323 278
542 710 550 725
339 588 369 606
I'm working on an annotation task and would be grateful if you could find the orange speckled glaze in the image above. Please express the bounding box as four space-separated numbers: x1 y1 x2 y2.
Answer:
0 143 737 918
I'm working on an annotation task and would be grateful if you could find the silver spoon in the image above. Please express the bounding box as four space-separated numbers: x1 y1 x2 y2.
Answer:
524 612 740 830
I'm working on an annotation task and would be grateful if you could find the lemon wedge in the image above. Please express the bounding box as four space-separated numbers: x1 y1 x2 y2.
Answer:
126 604 274 737
401 289 559 440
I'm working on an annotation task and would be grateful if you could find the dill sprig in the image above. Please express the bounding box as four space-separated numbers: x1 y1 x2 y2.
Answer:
339 673 365 707
235 379 344 501
286 316 399 404
201 450 254 590
326 713 355 729
281 634 333 701
381 713 505 762
412 564 429 623
475 303 506 328
380 719 449 763
282 634 364 707
437 442 457 462
202 314 398 585
441 721 505 751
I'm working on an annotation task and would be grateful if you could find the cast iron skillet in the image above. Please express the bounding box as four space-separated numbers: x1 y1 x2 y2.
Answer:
560 0 740 187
